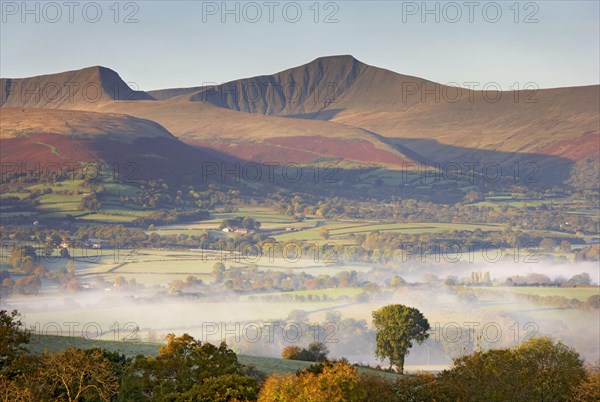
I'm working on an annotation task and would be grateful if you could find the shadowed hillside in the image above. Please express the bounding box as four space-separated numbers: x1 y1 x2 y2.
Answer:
1 57 598 183
0 108 222 182
139 56 600 176
94 100 415 167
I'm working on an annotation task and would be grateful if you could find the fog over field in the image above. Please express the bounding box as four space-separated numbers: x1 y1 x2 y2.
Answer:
4 256 598 370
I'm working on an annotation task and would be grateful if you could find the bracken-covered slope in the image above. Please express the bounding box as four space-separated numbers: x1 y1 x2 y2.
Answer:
0 108 222 182
2 57 598 183
162 55 599 165
95 99 413 166
1 63 415 167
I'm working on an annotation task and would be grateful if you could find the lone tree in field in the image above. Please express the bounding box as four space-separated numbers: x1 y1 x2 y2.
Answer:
372 304 430 374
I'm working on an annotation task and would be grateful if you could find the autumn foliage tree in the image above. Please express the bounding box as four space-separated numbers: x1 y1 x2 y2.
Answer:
513 337 586 400
1 311 119 401
8 246 36 272
39 348 120 402
571 363 600 402
540 238 557 252
0 310 40 401
118 333 258 401
258 360 362 402
281 345 302 360
12 276 41 295
212 262 226 282
259 359 397 402
0 310 30 375
434 337 586 401
281 342 329 362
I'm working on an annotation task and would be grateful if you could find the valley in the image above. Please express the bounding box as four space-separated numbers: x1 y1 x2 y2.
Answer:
1 15 599 398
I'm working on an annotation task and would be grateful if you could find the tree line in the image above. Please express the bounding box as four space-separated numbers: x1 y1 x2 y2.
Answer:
2 308 598 401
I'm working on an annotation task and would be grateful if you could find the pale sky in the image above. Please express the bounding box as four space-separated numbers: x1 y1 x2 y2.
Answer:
1 1 599 90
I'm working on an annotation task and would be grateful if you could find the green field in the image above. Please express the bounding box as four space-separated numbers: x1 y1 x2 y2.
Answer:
147 208 319 238
0 192 31 199
76 213 140 223
241 287 365 301
328 222 505 235
0 179 150 223
479 286 599 301
274 221 506 244
112 260 237 274
211 207 298 224
36 193 83 214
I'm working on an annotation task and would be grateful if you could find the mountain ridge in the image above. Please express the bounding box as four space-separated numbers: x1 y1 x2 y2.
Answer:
1 66 154 109
1 56 598 183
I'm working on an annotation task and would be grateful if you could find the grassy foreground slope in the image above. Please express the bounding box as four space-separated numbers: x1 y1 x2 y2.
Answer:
27 335 399 380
